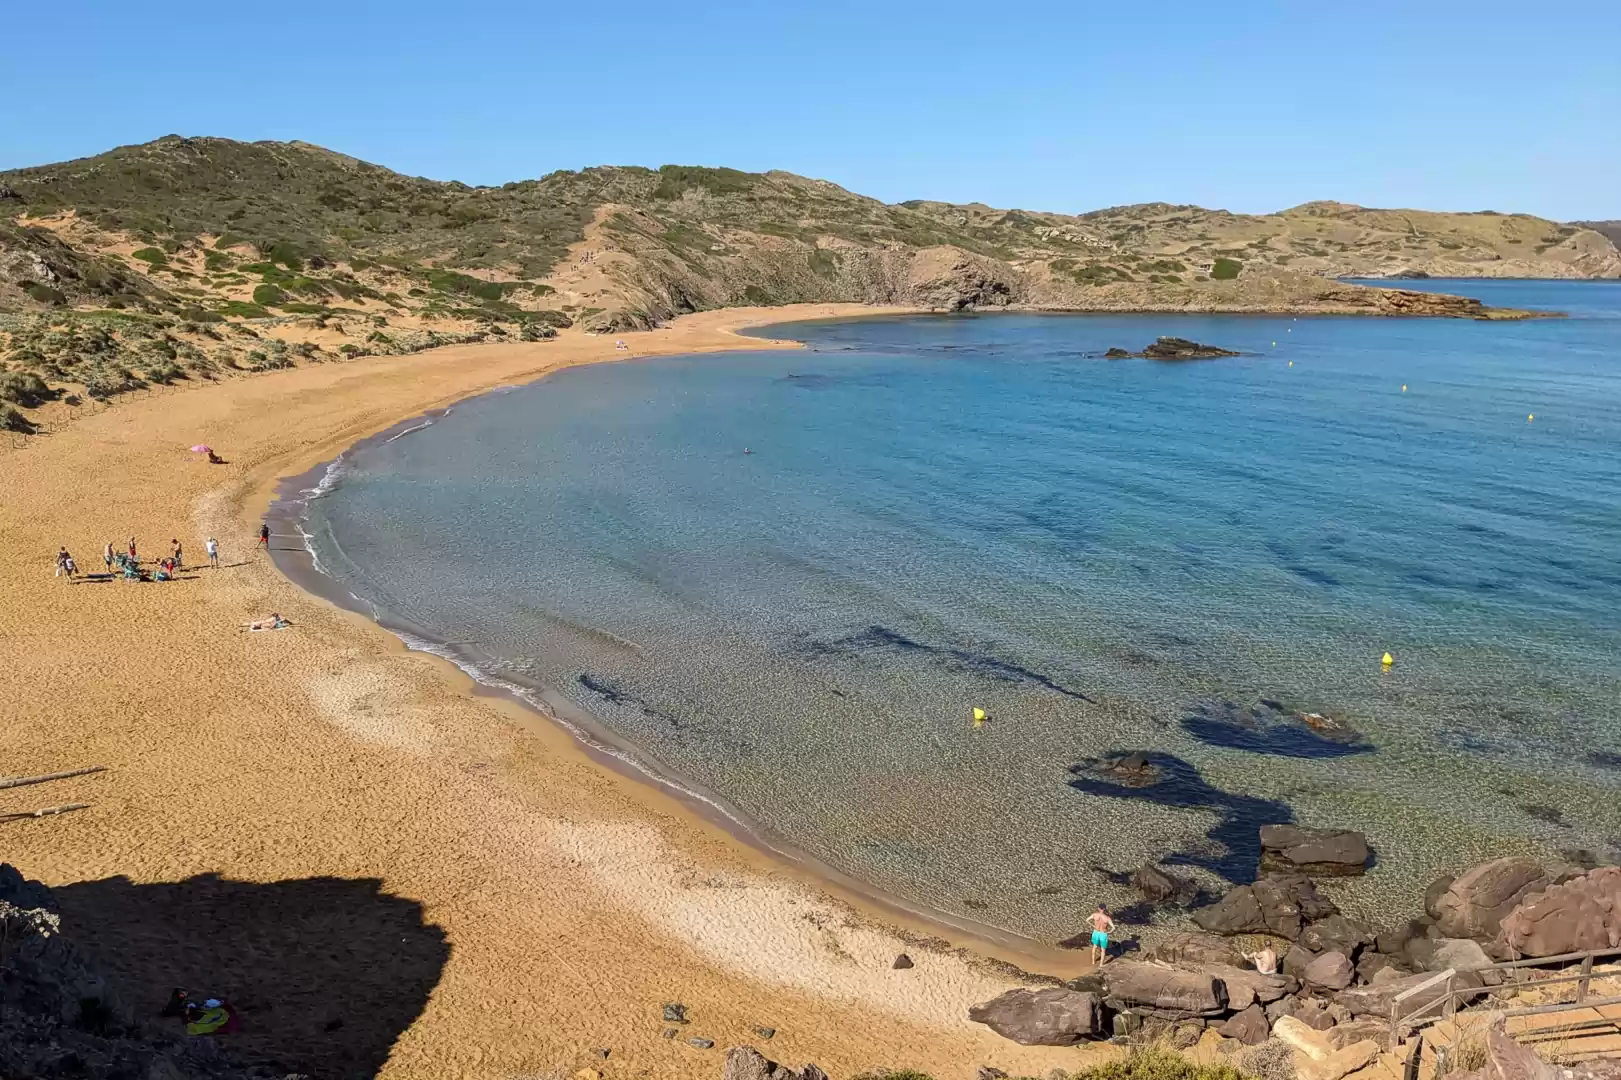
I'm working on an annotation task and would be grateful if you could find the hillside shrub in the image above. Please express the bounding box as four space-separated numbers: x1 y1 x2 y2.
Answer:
131 247 167 267
1211 257 1242 280
1 404 35 433
23 282 68 305
178 306 224 323
528 309 573 328
219 301 270 319
653 164 755 200
0 370 53 406
425 269 511 302
204 250 236 271
252 284 289 306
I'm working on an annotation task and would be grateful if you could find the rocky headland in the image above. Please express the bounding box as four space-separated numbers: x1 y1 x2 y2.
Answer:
3 137 1616 432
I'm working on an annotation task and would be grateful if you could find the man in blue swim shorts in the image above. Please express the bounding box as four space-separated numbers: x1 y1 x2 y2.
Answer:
1088 905 1115 966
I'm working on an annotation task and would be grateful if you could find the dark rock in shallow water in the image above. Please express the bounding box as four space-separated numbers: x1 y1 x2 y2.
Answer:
1132 863 1198 904
1104 337 1242 360
1068 752 1294 883
1192 877 1338 939
1183 700 1374 759
1261 825 1371 877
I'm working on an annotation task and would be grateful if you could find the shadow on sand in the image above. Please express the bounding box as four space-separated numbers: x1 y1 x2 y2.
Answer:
53 872 449 1077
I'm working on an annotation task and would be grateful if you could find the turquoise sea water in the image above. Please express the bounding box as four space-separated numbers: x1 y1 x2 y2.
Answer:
301 280 1621 942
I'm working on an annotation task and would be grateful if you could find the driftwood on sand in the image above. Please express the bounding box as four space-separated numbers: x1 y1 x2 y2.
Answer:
0 766 106 791
0 803 91 823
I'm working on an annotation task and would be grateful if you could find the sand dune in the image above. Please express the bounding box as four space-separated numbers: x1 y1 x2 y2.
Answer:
1 305 1103 1079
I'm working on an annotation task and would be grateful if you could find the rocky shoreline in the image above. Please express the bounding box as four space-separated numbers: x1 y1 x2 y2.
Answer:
963 824 1621 1072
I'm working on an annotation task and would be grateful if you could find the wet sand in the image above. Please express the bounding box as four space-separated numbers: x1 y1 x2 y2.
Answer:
1 305 1106 1080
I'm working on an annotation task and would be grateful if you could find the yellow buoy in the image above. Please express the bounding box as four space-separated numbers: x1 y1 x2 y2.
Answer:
1402 385 1408 392
972 707 987 728
1528 414 1534 422
1381 652 1394 668
1288 361 1294 367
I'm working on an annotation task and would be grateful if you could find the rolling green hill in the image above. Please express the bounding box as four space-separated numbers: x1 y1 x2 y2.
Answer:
3 135 1617 430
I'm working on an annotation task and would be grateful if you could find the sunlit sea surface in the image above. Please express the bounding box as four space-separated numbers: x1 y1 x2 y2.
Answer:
302 279 1621 941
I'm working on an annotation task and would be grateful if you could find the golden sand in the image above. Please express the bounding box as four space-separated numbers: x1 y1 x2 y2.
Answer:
1 305 1106 1079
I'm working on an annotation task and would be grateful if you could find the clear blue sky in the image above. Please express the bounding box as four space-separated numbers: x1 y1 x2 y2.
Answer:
3 1 1617 220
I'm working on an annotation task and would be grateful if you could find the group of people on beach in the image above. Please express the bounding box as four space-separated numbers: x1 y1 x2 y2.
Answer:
54 532 236 582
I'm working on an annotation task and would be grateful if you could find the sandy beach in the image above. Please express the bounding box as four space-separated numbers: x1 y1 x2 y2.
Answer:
1 304 1105 1080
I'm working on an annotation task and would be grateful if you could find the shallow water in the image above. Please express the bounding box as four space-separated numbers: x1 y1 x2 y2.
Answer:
302 281 1621 942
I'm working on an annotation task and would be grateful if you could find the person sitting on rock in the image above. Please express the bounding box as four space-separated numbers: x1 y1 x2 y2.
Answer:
1243 944 1278 975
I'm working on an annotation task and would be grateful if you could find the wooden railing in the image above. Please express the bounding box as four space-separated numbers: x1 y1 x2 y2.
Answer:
1389 946 1621 1045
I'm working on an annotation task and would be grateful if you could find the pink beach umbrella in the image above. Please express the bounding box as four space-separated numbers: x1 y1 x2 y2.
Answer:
189 444 213 454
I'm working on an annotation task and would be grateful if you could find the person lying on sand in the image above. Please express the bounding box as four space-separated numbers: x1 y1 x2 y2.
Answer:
242 613 290 632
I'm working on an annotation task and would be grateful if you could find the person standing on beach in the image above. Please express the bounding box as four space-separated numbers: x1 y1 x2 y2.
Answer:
56 547 71 578
128 536 138 562
206 537 219 568
171 539 183 568
258 522 270 550
103 542 114 573
1087 905 1115 967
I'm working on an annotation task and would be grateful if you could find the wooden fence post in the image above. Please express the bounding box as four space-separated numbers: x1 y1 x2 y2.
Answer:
1577 955 1593 1003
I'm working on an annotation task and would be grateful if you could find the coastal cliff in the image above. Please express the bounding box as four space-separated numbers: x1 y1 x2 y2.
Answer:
2 136 1616 426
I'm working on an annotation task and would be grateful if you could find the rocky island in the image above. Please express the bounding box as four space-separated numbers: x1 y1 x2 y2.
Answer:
1104 338 1243 360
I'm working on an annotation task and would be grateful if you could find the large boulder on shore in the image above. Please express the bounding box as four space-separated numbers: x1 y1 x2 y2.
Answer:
722 1047 829 1080
1260 825 1370 877
1335 968 1484 1019
1204 964 1292 1008
1302 950 1356 991
1218 1003 1271 1045
967 987 1103 1045
1300 913 1374 957
1149 931 1244 968
1496 866 1621 958
1192 877 1338 939
1103 962 1228 1016
1434 858 1549 941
